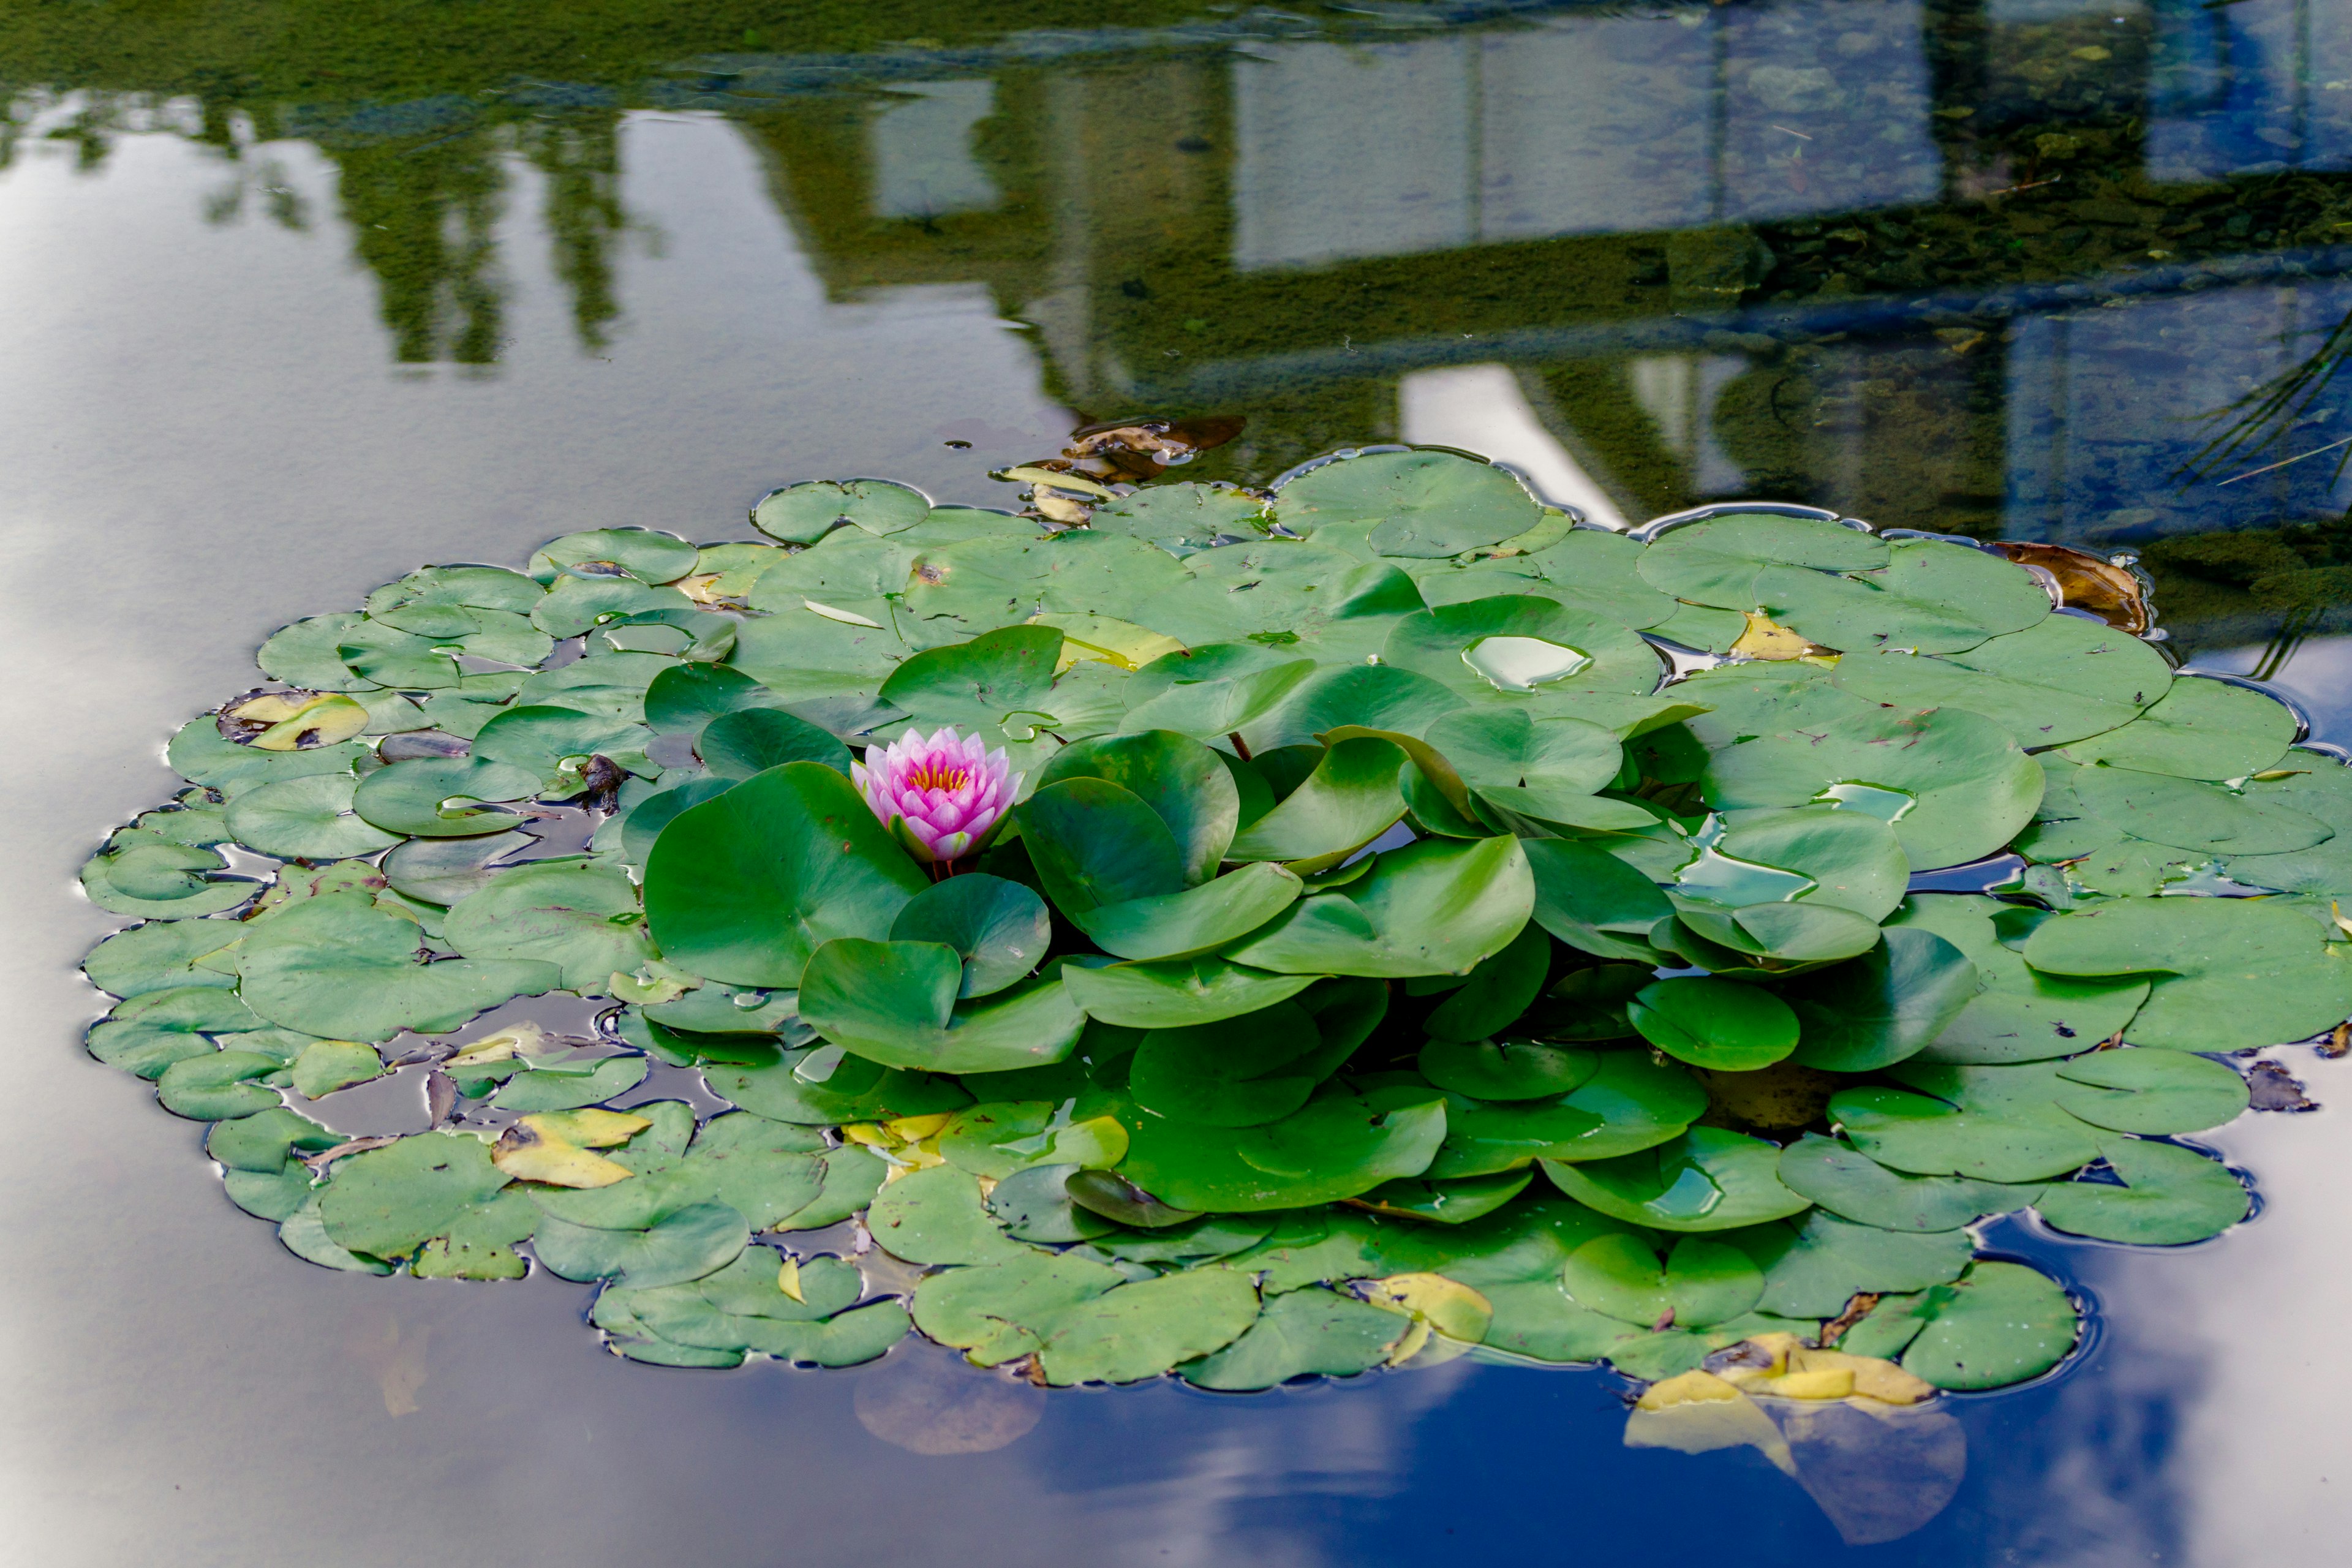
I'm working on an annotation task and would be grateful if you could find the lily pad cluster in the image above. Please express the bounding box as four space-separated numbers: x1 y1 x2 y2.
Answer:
77 453 2332 1405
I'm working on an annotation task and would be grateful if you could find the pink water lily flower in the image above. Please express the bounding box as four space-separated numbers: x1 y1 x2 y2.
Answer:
852 726 1022 865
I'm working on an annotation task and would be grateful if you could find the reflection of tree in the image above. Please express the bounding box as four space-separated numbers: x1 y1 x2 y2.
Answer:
519 113 627 353
326 129 508 365
2181 303 2352 492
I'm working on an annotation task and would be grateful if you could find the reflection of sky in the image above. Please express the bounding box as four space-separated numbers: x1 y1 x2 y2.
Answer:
1231 1 1939 271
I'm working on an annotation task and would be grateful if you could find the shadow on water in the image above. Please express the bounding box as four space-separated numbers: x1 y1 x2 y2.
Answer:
5 2 2352 1564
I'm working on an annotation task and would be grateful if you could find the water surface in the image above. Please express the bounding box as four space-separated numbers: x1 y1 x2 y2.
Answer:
6 4 2351 1562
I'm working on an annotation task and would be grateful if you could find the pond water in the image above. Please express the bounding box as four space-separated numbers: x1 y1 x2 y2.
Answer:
6 2 2352 1562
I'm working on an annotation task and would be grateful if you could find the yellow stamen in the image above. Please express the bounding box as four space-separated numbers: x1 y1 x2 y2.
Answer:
903 764 971 792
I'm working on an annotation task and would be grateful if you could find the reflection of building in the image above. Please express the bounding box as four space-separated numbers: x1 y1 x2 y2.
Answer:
20 0 2349 554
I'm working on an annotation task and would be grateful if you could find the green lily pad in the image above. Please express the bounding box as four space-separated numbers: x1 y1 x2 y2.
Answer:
1177 1286 1406 1388
316 1132 511 1261
1561 1234 1763 1329
368 564 543 615
1886 895 2151 1064
223 774 399 860
1116 1089 1449 1212
1730 1210 1973 1317
470 706 651 791
704 1049 971 1125
156 1050 283 1120
491 1054 649 1112
1635 513 1888 608
2035 1139 2248 1245
643 762 929 988
236 892 559 1042
442 860 654 993
1061 957 1322 1028
753 478 931 543
1840 1261 2078 1391
1351 1168 1533 1224
913 1249 1126 1365
1421 923 1553 1044
2026 1049 2244 1136
1038 731 1241 886
529 527 699 584
1828 1081 2098 1183
1431 1048 1707 1177
1017 777 1187 917
2021 895 2352 1052
1630 977 1801 1071
290 1039 385 1099
1036 1265 1262 1384
889 874 1051 998
642 662 786 736
799 940 1085 1074
1479 1278 1647 1364
986 1164 1121 1243
1831 612 2171 748
1088 481 1268 553
1236 663 1466 754
865 1164 1033 1265
352 757 541 837
697 707 853 780
1758 538 2051 655
1525 838 1675 964
1384 595 1664 699
2071 766 2332 856
1128 1001 1322 1128
279 1195 394 1275
1273 449 1542 557
86 985 264 1077
83 920 243 998
413 1190 540 1280
2059 675 2298 780
1543 1128 1811 1232
1225 835 1534 979
1786 927 1980 1072
1702 703 2044 870
532 1202 751 1289
80 834 256 919
1417 1038 1596 1102
1071 861 1305 963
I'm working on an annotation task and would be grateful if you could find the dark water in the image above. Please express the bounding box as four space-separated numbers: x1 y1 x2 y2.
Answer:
5 2 2350 1562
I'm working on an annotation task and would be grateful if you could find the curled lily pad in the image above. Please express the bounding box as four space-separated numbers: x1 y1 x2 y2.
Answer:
1525 838 1674 964
642 662 785 736
1351 1169 1532 1225
1417 1038 1596 1102
1120 644 1315 738
1115 1088 1448 1212
1224 835 1535 979
2035 1139 2248 1245
643 763 929 989
1223 737 1407 872
1786 927 1980 1073
798 941 1085 1074
1384 595 1663 699
1061 957 1322 1028
698 707 852 779
1431 1048 1706 1178
1038 731 1240 886
1542 1128 1811 1232
889 874 1052 998
1630 978 1801 1071
1071 861 1305 964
